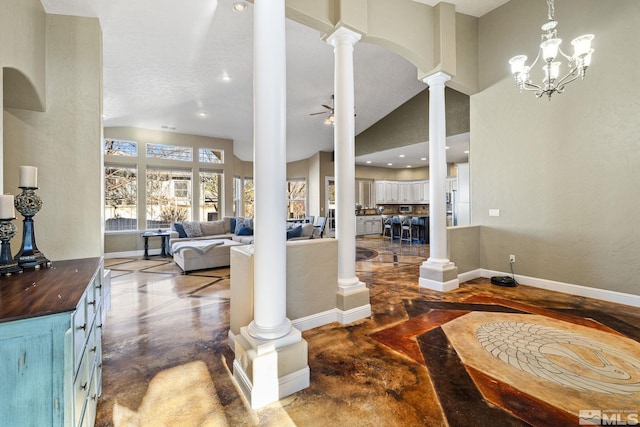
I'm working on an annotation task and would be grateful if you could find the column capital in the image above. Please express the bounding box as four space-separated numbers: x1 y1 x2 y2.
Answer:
326 26 362 48
422 71 451 87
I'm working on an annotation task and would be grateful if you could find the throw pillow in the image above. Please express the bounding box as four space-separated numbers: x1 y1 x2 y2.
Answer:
237 225 254 236
182 221 203 238
286 225 302 240
173 222 187 238
200 220 225 236
235 218 252 234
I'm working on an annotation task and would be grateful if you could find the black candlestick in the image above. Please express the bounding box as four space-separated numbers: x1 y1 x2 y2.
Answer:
0 218 22 275
14 187 50 269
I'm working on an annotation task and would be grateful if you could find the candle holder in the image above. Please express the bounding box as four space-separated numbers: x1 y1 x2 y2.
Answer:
14 187 50 269
0 218 22 275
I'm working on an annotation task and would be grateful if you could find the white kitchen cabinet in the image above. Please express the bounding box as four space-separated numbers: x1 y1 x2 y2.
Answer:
355 215 382 236
375 181 386 204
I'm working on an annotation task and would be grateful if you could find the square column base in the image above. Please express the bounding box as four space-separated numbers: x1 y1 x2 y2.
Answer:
232 327 309 409
336 286 371 324
419 262 459 292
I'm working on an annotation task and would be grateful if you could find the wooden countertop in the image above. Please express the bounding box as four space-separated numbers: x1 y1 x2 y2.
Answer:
0 257 102 323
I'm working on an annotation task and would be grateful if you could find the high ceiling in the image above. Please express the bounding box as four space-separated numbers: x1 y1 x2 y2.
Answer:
40 0 509 166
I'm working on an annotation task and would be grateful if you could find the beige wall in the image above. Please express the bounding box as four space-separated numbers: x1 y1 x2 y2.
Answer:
4 12 103 261
473 0 640 295
355 88 469 157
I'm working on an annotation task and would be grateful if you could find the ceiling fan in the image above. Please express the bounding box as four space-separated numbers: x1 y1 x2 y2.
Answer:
309 95 335 125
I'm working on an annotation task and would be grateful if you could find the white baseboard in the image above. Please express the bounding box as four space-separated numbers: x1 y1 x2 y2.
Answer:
105 250 142 259
278 366 310 399
336 304 371 324
291 309 338 331
468 269 640 308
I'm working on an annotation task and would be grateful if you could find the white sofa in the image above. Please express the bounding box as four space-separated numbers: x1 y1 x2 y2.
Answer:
229 238 338 349
172 239 245 274
169 217 317 252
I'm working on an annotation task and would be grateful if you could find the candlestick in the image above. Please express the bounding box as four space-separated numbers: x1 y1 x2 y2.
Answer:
19 166 38 188
0 218 22 275
14 187 50 269
0 195 15 219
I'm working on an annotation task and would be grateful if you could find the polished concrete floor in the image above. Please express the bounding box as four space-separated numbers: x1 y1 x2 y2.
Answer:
96 237 640 426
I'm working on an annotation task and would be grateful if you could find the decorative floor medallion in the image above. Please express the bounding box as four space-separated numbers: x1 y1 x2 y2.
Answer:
371 294 640 426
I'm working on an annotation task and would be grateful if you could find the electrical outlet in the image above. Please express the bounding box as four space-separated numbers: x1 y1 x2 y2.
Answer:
509 254 516 263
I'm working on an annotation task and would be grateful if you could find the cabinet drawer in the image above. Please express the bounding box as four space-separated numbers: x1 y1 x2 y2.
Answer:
72 293 88 377
73 346 92 425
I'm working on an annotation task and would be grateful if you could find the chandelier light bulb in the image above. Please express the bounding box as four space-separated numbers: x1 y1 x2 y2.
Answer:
509 55 528 74
541 38 562 62
571 34 594 58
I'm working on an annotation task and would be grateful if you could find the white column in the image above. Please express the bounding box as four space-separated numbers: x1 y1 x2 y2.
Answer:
419 71 459 292
248 0 290 339
232 0 309 409
327 27 364 293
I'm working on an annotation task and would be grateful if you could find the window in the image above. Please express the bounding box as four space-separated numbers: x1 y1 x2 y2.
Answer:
146 168 192 228
199 148 224 164
243 178 254 218
233 177 242 216
146 143 192 161
287 179 306 219
200 171 222 221
104 139 137 157
104 165 138 231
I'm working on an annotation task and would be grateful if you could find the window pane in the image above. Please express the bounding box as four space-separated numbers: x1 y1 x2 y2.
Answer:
105 165 137 231
243 178 254 219
199 148 224 163
146 168 192 228
233 177 242 216
200 171 221 221
287 179 306 219
146 143 193 161
104 139 137 157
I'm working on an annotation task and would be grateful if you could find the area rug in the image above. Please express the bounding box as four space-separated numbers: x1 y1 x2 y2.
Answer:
371 294 640 426
355 247 378 261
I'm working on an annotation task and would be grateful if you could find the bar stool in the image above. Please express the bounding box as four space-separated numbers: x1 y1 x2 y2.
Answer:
399 215 413 245
381 215 393 241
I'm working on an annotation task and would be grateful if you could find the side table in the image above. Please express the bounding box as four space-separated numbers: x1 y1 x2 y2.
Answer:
141 231 170 260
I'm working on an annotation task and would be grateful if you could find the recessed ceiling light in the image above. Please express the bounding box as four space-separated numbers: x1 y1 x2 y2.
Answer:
420 157 427 161
399 154 405 158
387 163 393 166
198 112 208 118
464 150 469 154
406 165 412 168
365 160 372 164
221 73 231 81
445 146 450 150
232 2 248 12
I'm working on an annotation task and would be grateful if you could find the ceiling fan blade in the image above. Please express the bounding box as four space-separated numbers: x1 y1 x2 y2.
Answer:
321 105 332 110
309 111 327 116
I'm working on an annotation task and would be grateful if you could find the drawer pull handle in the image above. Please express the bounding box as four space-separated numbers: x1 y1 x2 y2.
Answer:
78 323 86 331
81 382 88 390
97 324 103 329
91 394 97 401
91 346 97 353
88 300 96 306
96 285 102 289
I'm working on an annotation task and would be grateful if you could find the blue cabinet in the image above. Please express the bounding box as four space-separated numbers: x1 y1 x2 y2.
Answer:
0 258 106 427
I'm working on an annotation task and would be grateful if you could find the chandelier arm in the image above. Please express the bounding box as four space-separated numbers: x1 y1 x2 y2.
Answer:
555 68 581 90
522 82 543 92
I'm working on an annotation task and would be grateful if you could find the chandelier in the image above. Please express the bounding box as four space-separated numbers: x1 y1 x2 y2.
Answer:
508 0 594 100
